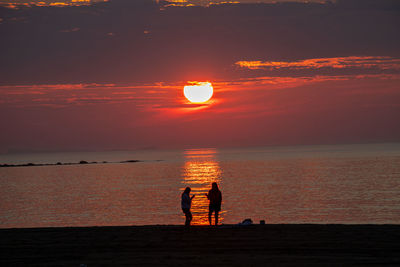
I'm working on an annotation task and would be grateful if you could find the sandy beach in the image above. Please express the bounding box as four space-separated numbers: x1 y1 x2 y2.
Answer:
1 224 399 266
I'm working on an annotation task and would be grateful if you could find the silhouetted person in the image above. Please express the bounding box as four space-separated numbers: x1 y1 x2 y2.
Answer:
181 187 195 226
205 182 222 226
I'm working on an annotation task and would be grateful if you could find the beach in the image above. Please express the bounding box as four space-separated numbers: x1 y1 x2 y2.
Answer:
1 224 399 266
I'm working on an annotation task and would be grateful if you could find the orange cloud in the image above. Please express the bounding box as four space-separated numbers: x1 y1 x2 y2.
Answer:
0 0 106 9
157 0 324 8
235 56 400 70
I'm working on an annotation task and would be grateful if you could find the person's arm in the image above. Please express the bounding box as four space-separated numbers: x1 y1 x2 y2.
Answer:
191 194 195 200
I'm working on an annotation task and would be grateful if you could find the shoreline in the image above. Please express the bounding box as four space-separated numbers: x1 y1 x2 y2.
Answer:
1 222 399 230
1 224 399 266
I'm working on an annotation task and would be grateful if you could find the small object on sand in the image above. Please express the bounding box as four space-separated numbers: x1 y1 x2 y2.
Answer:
260 220 265 225
239 218 253 225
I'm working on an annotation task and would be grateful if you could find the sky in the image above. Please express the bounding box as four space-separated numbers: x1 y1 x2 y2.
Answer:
0 0 399 153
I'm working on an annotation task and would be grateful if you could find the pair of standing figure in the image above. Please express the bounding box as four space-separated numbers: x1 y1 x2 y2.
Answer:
181 182 222 226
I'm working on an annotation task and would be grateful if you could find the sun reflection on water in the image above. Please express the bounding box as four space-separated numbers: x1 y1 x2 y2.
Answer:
181 148 224 225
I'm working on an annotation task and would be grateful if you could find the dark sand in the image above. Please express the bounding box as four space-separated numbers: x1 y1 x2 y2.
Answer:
1 224 400 266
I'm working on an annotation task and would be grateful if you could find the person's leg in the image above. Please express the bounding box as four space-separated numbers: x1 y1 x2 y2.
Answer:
184 209 191 226
188 210 192 225
208 209 212 225
215 210 219 225
184 211 189 226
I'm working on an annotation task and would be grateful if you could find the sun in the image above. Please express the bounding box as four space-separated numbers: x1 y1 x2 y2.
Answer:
183 82 213 103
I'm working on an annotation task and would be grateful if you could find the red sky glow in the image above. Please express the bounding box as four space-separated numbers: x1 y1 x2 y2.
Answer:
0 0 399 152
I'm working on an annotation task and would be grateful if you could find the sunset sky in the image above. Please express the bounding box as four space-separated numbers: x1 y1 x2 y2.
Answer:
1 0 399 153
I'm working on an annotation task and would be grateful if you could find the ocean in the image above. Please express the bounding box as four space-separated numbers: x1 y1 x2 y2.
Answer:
1 143 399 228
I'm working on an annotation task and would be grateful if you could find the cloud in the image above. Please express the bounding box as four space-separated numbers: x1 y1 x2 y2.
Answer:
0 0 105 9
1 73 399 110
60 27 80 32
235 56 400 71
158 0 329 7
0 83 181 108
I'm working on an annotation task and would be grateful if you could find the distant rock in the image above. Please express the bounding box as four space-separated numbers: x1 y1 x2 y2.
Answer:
1 159 145 167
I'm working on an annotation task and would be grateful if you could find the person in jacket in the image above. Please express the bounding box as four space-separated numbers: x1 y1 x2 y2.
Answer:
205 182 222 226
181 187 195 226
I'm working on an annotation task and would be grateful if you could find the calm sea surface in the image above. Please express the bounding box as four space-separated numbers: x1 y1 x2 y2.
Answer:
1 143 400 228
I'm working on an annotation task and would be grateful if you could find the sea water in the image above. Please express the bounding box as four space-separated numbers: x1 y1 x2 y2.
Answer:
1 143 399 228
